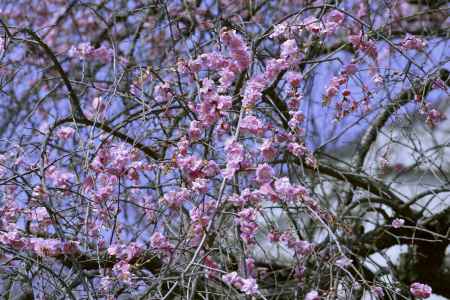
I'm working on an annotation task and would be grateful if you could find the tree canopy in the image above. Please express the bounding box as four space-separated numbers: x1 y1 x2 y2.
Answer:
0 0 449 299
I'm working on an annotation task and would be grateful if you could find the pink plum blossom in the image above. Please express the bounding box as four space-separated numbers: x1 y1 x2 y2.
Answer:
335 256 353 268
401 35 426 51
255 163 274 184
410 282 432 298
240 115 265 136
56 127 75 140
305 290 320 300
150 232 174 255
392 218 405 229
236 208 258 244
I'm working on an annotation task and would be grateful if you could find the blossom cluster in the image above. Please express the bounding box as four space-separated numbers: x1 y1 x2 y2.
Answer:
68 42 112 63
410 282 432 298
0 1 447 299
222 272 259 295
0 230 79 257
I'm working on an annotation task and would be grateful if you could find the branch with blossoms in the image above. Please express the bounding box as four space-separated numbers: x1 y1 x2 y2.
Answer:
0 1 449 299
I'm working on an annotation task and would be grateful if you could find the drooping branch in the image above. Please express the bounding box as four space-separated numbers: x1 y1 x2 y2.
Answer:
352 68 449 171
0 20 87 121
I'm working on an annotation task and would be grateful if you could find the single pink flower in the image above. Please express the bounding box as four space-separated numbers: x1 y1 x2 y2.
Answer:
305 290 320 300
57 127 75 140
284 71 303 88
260 139 277 161
241 277 258 295
222 272 239 285
343 63 358 75
371 286 384 298
270 23 287 38
327 11 345 24
150 232 174 255
401 35 426 51
188 120 202 141
335 256 352 268
391 218 405 229
240 115 264 136
112 261 132 282
280 39 299 63
255 163 274 184
410 282 432 298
